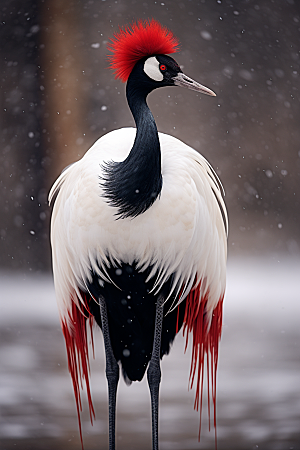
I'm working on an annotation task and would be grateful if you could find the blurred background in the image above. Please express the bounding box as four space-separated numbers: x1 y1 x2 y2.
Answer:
0 0 299 449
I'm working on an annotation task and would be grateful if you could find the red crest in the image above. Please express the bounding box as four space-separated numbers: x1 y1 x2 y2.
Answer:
108 19 180 82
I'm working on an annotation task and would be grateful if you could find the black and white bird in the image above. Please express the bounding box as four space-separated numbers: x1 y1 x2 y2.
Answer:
49 19 227 450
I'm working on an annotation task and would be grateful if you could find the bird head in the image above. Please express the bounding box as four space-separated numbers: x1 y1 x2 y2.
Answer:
141 54 216 96
108 19 216 97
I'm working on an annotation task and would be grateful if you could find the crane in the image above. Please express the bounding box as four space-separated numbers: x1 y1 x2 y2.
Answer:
49 19 227 450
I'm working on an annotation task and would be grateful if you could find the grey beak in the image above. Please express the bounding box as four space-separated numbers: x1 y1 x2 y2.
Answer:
173 72 216 96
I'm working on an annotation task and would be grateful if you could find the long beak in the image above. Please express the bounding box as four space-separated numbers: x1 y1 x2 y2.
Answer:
173 72 216 96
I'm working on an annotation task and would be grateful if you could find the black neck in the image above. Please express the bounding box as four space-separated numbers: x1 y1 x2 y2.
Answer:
101 67 163 219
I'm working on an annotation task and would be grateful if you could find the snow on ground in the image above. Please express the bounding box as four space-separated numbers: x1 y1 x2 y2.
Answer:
0 256 299 449
1 255 299 325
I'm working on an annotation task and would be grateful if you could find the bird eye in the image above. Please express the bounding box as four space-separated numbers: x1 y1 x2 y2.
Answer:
160 64 166 72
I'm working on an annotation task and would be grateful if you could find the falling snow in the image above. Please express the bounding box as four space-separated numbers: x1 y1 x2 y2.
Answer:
200 30 212 41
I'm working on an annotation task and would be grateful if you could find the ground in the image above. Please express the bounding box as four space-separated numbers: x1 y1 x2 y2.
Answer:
0 256 299 450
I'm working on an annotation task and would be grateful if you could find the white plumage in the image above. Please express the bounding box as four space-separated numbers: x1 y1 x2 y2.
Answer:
49 127 227 330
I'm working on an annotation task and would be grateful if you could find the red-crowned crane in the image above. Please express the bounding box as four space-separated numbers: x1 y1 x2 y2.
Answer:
49 19 227 450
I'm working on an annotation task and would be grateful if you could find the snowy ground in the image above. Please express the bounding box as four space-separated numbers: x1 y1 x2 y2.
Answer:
0 256 300 450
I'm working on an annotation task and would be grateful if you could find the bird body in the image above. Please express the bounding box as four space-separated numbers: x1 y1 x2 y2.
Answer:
50 127 226 323
49 19 227 450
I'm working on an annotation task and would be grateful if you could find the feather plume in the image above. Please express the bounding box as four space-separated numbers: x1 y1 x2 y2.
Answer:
108 19 179 82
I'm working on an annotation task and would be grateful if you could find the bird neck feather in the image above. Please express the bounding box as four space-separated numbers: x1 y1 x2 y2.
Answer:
101 73 162 219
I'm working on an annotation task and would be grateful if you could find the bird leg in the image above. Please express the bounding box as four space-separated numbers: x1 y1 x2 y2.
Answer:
147 296 164 450
99 296 119 450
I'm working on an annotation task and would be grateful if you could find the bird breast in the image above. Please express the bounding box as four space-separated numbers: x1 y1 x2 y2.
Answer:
50 127 227 317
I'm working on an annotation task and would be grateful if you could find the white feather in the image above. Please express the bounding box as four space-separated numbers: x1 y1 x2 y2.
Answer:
49 127 227 325
144 56 164 81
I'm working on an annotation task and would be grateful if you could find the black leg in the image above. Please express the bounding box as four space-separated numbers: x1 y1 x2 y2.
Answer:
147 296 164 450
99 296 119 450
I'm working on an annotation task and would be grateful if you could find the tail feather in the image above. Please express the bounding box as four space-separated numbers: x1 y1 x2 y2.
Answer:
183 281 223 443
61 281 223 449
61 292 95 450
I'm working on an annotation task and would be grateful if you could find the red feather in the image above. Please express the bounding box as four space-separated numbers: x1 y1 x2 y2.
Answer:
62 282 222 450
183 284 223 442
108 19 180 82
61 292 95 450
